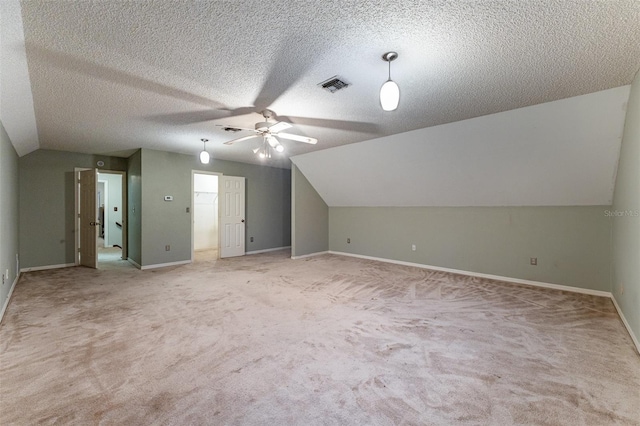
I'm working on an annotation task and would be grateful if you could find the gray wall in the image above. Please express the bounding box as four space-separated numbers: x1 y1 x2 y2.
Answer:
329 206 612 292
292 165 328 257
127 150 142 265
139 149 291 266
0 121 20 314
612 69 640 343
18 149 127 268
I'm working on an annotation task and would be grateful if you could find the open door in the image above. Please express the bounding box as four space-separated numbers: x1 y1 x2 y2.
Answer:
220 176 245 258
79 169 98 268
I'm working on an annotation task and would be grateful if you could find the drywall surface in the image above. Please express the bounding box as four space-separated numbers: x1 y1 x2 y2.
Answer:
0 121 20 314
18 149 127 268
329 206 611 292
612 70 640 343
292 165 328 257
140 149 290 266
292 87 629 207
0 0 39 156
127 150 142 266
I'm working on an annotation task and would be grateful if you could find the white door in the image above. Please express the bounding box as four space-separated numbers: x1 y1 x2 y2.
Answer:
79 169 98 268
220 176 245 258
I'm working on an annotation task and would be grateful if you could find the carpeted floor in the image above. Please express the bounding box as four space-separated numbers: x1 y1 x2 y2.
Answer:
0 251 638 425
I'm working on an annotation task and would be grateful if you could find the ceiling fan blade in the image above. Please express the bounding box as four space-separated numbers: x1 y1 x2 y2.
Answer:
266 135 279 148
223 134 260 145
279 115 381 134
277 133 317 144
267 121 292 133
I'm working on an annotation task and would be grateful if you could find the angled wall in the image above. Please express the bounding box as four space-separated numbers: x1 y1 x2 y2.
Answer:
0 121 20 319
293 87 628 207
612 69 640 348
292 164 328 258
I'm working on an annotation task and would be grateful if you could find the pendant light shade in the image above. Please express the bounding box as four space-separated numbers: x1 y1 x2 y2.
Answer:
380 79 400 111
380 52 399 111
199 138 210 164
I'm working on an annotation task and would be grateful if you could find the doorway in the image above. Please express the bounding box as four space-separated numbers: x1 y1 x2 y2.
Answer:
75 168 129 269
97 171 125 268
192 172 219 262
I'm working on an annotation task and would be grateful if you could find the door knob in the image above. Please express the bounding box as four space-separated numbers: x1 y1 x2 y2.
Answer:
241 219 245 223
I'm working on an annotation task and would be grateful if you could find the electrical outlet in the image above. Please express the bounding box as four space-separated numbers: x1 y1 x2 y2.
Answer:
250 237 254 242
165 245 170 251
530 257 537 266
411 244 416 251
347 238 351 244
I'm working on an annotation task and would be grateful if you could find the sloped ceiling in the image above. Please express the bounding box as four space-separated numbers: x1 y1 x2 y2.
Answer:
2 0 639 169
291 86 630 207
0 0 39 155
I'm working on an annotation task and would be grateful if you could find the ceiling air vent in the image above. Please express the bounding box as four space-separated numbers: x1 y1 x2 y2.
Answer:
223 127 242 132
318 76 350 93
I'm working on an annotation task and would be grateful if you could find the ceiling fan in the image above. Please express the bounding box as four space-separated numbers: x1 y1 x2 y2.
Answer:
217 109 317 158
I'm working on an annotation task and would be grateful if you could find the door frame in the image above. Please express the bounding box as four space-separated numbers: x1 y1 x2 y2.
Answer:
74 168 128 265
191 170 222 262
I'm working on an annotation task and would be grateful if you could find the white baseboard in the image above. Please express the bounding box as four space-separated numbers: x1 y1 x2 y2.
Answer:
328 251 612 298
127 258 141 269
291 250 329 260
611 295 640 355
0 272 20 324
140 260 191 270
19 263 76 273
246 246 291 255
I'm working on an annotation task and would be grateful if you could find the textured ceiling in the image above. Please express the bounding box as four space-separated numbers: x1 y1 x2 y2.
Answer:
7 0 640 168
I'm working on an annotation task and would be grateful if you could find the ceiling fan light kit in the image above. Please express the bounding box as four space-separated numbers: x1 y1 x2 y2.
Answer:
380 51 400 111
199 138 210 164
218 109 318 159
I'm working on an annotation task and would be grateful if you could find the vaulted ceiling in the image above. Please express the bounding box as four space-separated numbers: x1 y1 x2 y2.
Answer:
2 0 639 170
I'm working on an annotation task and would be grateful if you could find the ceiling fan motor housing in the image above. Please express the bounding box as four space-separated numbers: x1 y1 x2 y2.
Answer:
255 122 270 132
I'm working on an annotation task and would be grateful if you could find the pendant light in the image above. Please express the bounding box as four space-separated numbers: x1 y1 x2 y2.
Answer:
380 51 399 111
199 138 210 164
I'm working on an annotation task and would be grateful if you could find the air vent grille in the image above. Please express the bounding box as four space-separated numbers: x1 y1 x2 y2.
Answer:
318 76 350 93
223 127 242 132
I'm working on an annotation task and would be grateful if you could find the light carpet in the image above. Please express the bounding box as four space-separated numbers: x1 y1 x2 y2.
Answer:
0 251 638 425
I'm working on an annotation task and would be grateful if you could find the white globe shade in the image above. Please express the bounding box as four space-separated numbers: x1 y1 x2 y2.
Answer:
199 150 210 164
275 144 284 153
380 80 400 111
